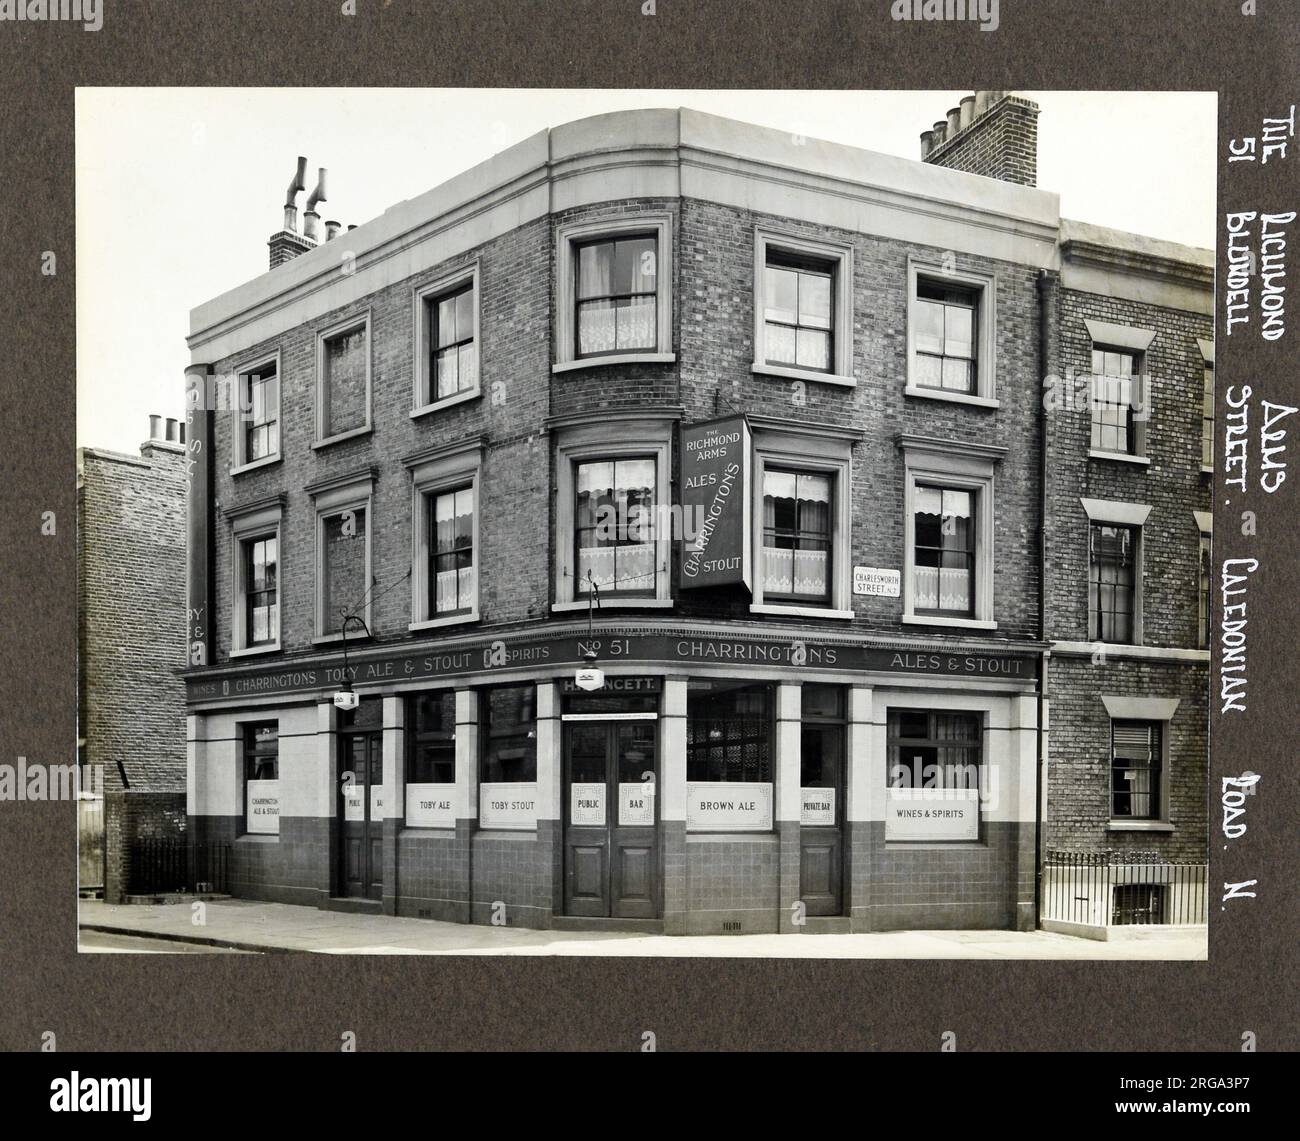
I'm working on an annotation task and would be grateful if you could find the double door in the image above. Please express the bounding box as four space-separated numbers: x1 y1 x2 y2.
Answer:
339 731 384 900
563 721 658 918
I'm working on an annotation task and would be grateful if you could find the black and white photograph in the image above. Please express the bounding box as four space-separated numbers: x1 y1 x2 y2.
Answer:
73 87 1217 959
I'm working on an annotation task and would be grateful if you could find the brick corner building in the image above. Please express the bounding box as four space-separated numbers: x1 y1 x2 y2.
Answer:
180 94 1210 938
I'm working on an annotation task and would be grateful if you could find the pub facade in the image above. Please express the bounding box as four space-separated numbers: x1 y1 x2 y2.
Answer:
182 99 1207 935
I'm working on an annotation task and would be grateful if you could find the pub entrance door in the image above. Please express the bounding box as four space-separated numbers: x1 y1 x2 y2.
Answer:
799 685 847 916
563 720 658 918
339 730 384 900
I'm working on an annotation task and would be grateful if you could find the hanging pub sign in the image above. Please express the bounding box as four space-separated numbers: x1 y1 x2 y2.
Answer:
679 414 752 591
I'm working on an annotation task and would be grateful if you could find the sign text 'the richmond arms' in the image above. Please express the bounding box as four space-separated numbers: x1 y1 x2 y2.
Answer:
185 630 1036 702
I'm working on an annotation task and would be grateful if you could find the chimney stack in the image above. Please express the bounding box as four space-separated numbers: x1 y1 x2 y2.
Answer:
303 167 327 243
921 91 1040 187
268 155 316 269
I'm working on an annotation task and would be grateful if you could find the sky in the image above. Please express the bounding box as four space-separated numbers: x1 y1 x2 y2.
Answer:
75 88 1216 454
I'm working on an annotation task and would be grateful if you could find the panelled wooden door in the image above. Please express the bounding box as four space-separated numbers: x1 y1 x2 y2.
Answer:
563 721 658 918
340 731 384 901
799 722 844 916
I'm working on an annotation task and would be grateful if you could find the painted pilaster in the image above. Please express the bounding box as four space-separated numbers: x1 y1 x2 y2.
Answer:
776 682 801 933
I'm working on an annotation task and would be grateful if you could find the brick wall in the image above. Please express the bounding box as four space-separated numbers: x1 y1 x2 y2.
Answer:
207 195 1046 658
1044 657 1208 861
1047 288 1213 647
103 790 187 903
79 441 188 792
925 96 1040 187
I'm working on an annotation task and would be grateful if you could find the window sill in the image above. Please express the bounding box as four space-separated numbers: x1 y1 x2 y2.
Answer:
411 388 481 418
1201 464 1214 476
750 604 854 620
230 644 282 658
237 833 279 843
902 615 997 632
312 425 372 450
399 825 457 838
552 352 675 374
312 632 373 646
686 830 779 842
751 363 856 388
552 598 673 613
230 455 282 477
904 385 999 409
1107 821 1175 833
409 612 480 632
1089 449 1151 467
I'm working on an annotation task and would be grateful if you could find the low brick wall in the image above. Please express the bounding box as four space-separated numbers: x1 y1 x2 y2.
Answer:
104 790 186 903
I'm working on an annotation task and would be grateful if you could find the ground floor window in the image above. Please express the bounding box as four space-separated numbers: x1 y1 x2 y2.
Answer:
1110 720 1162 820
885 709 982 842
685 681 774 832
406 691 456 827
479 685 538 830
243 721 279 835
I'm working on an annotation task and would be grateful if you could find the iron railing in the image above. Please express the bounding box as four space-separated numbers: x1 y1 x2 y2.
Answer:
127 839 229 895
1041 849 1208 927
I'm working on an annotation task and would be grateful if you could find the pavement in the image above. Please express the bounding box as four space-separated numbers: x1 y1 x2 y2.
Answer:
78 898 1209 959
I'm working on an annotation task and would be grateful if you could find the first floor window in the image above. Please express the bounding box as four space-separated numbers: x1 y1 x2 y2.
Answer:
887 710 982 789
762 468 832 605
686 682 773 783
480 686 537 784
914 279 977 393
243 360 279 462
913 485 975 616
575 234 657 357
575 457 656 597
244 534 279 646
1089 522 1136 643
408 691 456 784
1090 347 1139 454
1111 720 1161 820
763 250 833 372
243 721 279 834
321 507 367 635
431 487 475 616
431 282 477 401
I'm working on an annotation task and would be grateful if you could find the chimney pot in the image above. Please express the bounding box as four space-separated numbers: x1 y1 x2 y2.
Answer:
920 130 933 160
148 414 162 440
932 120 947 145
165 418 179 442
974 90 991 118
946 107 962 136
959 95 975 131
347 224 357 232
325 220 341 241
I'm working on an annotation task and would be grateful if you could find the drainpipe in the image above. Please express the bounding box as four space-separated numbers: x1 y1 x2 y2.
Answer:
1034 269 1055 924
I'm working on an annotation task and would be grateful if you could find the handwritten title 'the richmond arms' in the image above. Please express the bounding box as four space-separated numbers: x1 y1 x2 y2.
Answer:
185 632 1036 702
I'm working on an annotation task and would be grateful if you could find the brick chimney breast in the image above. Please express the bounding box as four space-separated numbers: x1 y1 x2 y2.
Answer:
923 92 1040 187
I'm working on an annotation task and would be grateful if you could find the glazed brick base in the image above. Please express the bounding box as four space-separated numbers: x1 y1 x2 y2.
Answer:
848 821 1036 932
192 813 1035 933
